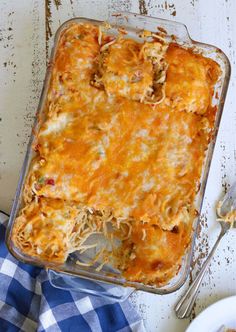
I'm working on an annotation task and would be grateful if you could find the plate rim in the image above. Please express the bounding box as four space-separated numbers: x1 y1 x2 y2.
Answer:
186 295 236 332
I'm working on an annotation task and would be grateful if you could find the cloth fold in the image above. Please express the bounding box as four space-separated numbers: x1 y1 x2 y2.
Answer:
0 212 145 332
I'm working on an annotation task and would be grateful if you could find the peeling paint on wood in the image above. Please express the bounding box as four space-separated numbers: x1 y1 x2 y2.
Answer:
53 0 62 10
147 0 177 17
189 210 210 321
139 0 148 15
69 0 75 17
108 0 132 15
45 0 53 59
22 0 45 150
190 0 198 6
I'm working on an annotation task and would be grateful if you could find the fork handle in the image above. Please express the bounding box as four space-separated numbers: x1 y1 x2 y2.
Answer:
175 229 225 319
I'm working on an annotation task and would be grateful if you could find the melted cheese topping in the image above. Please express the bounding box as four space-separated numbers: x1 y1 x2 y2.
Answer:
12 198 76 263
100 39 154 101
91 37 168 104
120 222 191 285
12 197 130 265
12 23 220 286
165 43 220 114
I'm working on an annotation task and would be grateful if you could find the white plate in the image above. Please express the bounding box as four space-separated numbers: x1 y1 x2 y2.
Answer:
186 296 236 332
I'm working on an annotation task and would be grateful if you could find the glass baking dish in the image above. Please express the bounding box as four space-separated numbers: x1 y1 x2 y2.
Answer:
6 12 230 296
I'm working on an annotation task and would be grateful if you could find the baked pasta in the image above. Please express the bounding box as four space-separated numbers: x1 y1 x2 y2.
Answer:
11 22 220 286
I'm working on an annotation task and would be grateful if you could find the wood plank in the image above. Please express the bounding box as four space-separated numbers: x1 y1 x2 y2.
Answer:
0 0 45 212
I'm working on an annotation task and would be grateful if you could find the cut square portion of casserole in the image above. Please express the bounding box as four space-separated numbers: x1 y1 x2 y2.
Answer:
12 198 77 263
46 23 100 118
91 37 168 104
165 43 221 114
119 221 192 285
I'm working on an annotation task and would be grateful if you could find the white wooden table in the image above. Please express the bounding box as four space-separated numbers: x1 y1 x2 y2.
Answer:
0 1 236 331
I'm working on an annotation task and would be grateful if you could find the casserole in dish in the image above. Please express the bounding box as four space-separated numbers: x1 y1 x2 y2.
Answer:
6 12 230 294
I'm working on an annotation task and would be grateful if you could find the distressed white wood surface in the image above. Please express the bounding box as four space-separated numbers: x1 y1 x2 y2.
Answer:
0 1 235 331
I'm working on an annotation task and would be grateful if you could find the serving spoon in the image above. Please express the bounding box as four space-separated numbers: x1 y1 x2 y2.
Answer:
175 182 236 319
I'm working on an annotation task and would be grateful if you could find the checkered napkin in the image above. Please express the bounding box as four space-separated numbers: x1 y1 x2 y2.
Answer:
0 211 146 332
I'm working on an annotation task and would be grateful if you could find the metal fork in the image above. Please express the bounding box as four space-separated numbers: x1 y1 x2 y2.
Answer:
175 182 236 319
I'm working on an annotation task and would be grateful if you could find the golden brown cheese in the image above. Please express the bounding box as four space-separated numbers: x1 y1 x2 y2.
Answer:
29 103 209 231
12 198 76 263
12 197 130 266
102 39 153 100
12 23 220 286
46 23 100 117
165 43 220 114
121 222 191 285
91 37 167 104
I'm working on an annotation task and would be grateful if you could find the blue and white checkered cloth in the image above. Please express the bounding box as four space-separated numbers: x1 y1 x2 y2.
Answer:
0 211 146 332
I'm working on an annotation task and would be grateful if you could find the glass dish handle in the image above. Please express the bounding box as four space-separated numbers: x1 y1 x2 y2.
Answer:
109 12 192 43
48 269 134 301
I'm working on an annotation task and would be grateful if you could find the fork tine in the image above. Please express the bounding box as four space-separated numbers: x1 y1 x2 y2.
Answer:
219 181 236 216
232 199 236 210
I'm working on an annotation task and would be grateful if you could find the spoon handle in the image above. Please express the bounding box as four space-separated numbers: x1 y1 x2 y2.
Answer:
175 229 225 319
